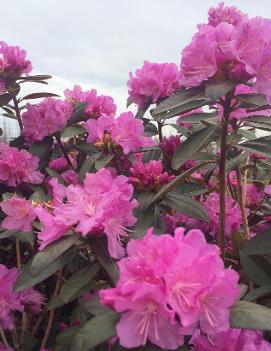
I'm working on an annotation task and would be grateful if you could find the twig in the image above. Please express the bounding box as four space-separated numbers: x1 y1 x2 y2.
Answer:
236 167 250 240
55 134 75 170
20 311 28 348
16 238 22 269
12 94 23 131
40 270 62 349
0 327 9 348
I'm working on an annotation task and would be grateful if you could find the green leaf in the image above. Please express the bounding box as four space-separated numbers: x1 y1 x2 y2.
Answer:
230 301 271 330
144 123 158 136
175 182 207 196
164 192 209 222
29 136 54 169
61 125 85 138
242 229 271 255
238 136 271 159
205 79 235 100
84 295 113 316
133 206 155 239
152 87 207 121
226 152 247 172
70 313 119 350
67 102 88 125
0 93 12 106
45 167 65 184
244 115 271 125
178 112 217 123
15 247 78 292
46 263 100 310
244 286 271 302
29 235 79 276
89 237 119 284
149 161 215 205
21 92 59 100
173 125 219 170
126 96 133 108
240 252 271 286
79 155 98 182
18 74 52 81
236 93 268 107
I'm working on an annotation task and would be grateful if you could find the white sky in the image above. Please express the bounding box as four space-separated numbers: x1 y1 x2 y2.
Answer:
1 0 271 115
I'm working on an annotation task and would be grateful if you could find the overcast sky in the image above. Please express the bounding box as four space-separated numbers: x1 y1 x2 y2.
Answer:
2 0 271 113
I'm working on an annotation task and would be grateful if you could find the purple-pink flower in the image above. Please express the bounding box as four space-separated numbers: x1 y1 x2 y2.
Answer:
99 227 239 349
208 2 247 27
85 112 155 155
0 195 36 232
22 98 72 142
0 41 32 78
0 144 44 187
64 85 116 119
191 328 271 350
48 168 138 259
128 61 181 107
129 160 174 192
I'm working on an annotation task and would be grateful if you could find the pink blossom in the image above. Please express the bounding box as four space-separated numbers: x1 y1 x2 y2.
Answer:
0 265 23 330
0 195 36 232
0 144 44 187
208 2 247 27
61 170 78 185
85 112 155 154
0 41 32 78
245 183 263 208
53 168 137 259
35 205 69 250
49 156 68 171
0 344 14 351
22 98 72 142
128 61 181 107
100 228 239 348
19 288 45 314
160 136 181 157
191 328 271 350
201 192 244 238
129 160 174 192
64 85 116 119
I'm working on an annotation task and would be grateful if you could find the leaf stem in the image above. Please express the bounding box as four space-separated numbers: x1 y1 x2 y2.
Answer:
236 167 250 240
218 94 232 258
0 327 9 348
55 134 75 170
12 94 23 131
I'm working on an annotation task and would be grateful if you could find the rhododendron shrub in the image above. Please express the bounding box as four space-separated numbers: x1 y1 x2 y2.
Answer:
1 3 271 350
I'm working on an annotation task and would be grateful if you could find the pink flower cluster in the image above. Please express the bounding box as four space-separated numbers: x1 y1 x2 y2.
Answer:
85 112 155 154
0 195 36 232
207 2 246 27
129 160 174 192
0 264 44 330
180 5 271 101
64 85 116 119
128 61 181 107
160 136 181 157
201 192 244 238
0 41 32 78
36 169 137 258
100 228 239 349
192 328 271 350
0 144 43 187
22 97 72 142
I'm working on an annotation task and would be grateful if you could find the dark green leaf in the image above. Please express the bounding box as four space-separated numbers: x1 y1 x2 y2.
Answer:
79 155 98 182
84 295 113 316
29 136 54 169
45 167 65 184
164 192 209 222
244 286 271 302
15 247 78 292
238 136 271 159
0 93 12 106
226 153 247 172
61 125 85 138
126 96 133 108
173 125 219 170
29 235 79 276
244 115 271 125
21 92 59 100
240 252 271 286
70 313 119 350
178 112 217 123
236 94 268 107
67 102 88 125
242 229 271 255
18 74 52 81
175 182 207 196
230 301 271 330
144 123 158 136
133 206 154 239
90 238 119 284
205 80 235 100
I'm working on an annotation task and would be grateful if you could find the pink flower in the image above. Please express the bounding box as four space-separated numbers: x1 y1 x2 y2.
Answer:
49 156 68 171
0 195 36 232
53 168 137 258
160 136 181 157
19 288 45 314
22 98 72 142
61 170 78 185
191 328 271 350
129 160 174 192
208 2 247 27
0 144 44 187
0 344 14 351
128 61 181 107
99 228 239 348
0 265 23 330
0 41 32 78
201 192 244 238
64 85 116 119
245 183 263 209
35 205 69 251
85 112 155 154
